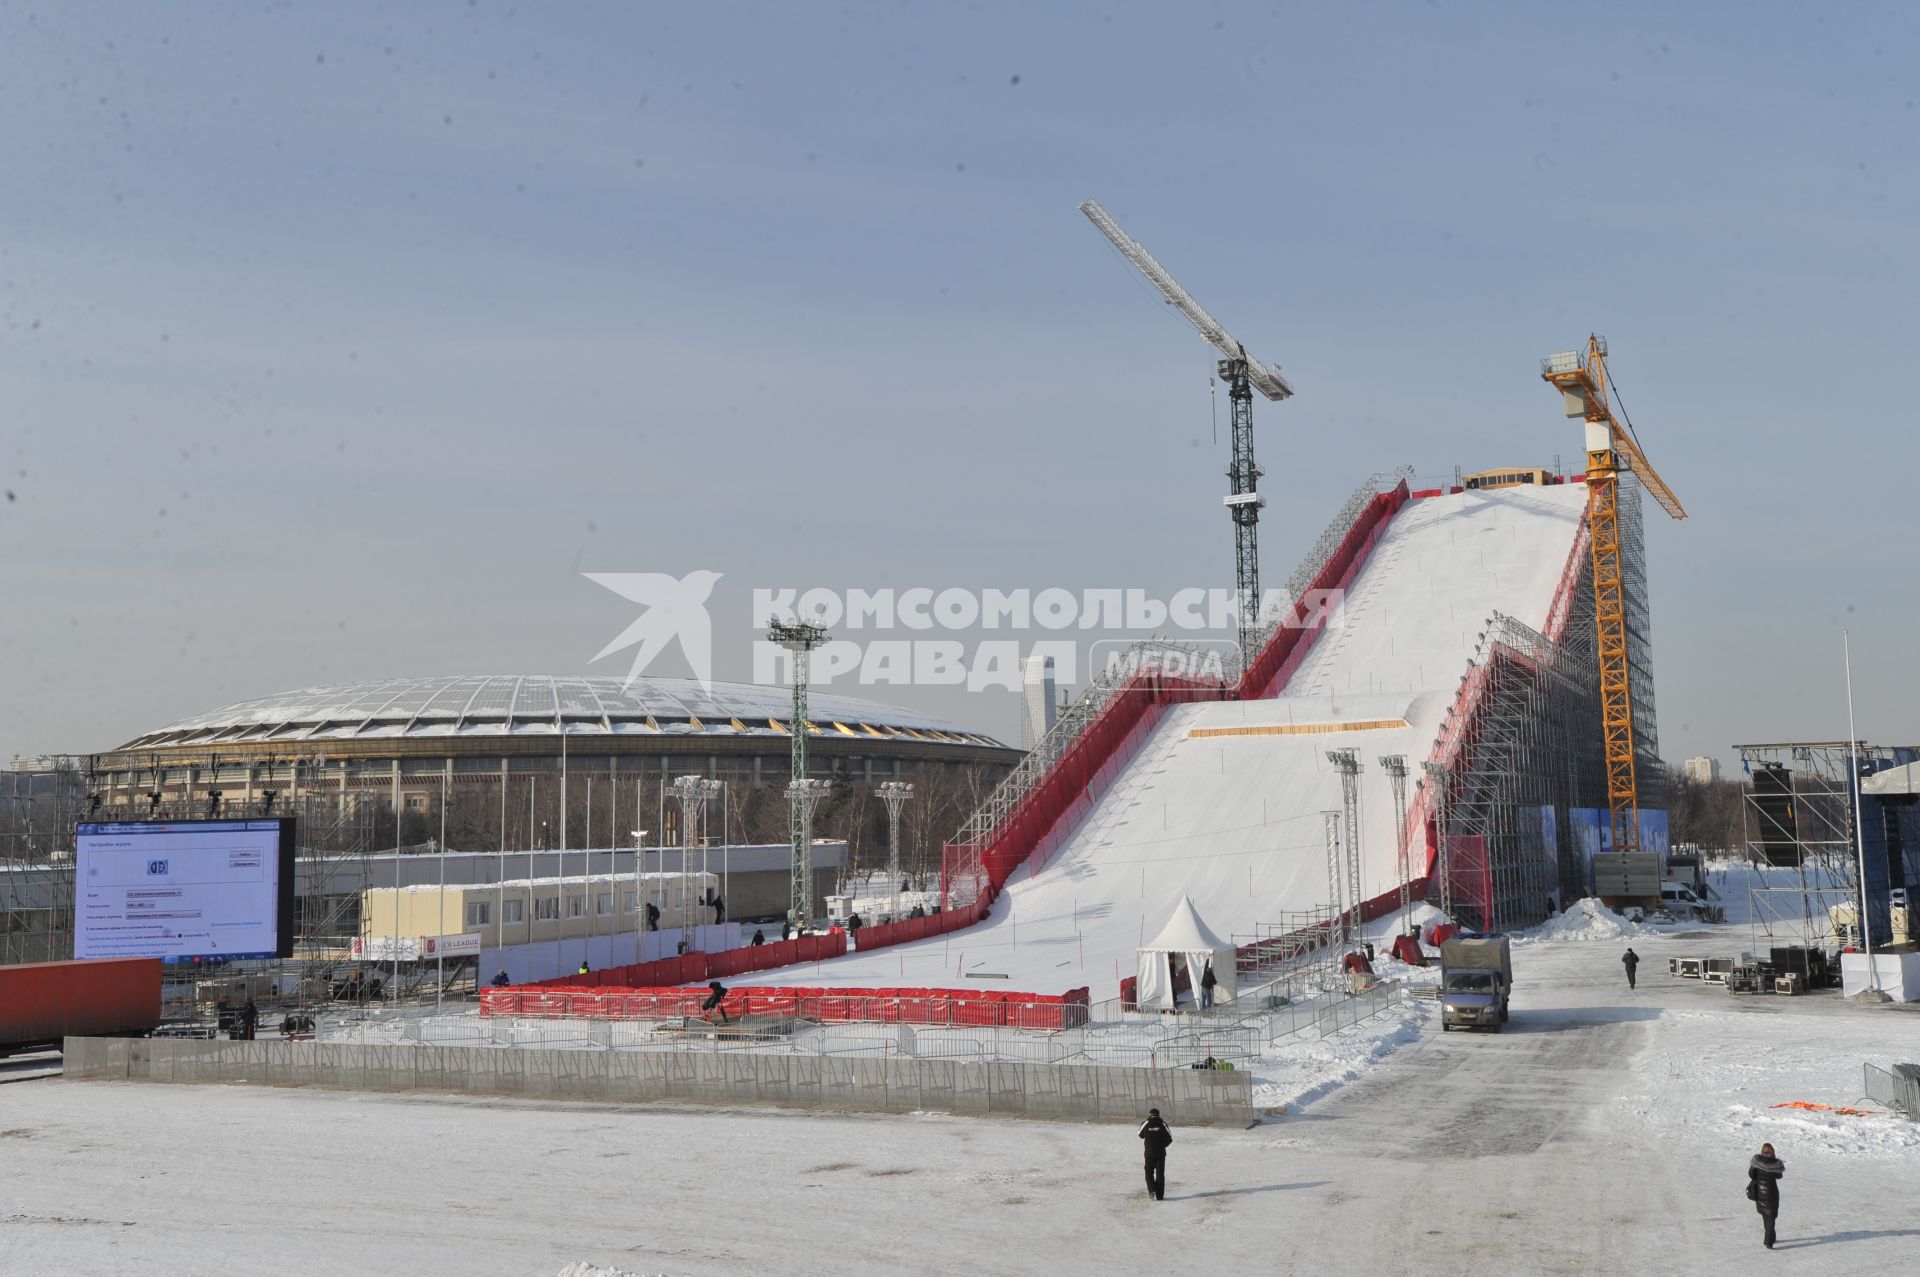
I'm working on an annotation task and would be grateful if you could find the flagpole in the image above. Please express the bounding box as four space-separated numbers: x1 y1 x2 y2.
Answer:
1844 631 1877 994
438 770 447 1010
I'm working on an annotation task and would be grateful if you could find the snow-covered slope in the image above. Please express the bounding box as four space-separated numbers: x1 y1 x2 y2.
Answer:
796 483 1590 994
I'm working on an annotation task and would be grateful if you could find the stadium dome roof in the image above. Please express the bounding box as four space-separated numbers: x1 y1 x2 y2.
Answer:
116 676 1005 751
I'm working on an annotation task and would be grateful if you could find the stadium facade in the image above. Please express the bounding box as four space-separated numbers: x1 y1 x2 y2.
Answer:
85 676 1019 868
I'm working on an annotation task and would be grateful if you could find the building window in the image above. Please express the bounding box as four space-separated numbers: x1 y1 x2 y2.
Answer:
404 793 427 811
502 899 525 924
534 897 560 921
465 901 491 927
567 894 586 918
595 892 613 917
621 892 637 915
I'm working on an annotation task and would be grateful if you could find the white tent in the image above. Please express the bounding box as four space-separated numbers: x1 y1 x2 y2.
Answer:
1135 895 1238 1010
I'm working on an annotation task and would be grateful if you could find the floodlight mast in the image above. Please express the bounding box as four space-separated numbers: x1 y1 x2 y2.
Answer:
770 616 830 927
879 780 914 921
1079 199 1293 666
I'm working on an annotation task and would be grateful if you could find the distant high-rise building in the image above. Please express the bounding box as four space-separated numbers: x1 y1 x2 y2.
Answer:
1682 755 1721 784
1021 652 1057 750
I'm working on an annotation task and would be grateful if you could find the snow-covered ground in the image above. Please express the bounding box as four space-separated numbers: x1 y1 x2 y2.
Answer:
7 878 1914 1276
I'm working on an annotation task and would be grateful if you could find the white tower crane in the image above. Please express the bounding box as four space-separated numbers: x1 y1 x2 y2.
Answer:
1079 199 1293 667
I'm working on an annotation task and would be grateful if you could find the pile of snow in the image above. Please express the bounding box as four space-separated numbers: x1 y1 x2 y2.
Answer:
1520 897 1661 945
555 1265 670 1277
1247 995 1435 1115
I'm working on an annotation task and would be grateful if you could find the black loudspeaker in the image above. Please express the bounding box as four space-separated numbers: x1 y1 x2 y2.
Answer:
1752 764 1801 867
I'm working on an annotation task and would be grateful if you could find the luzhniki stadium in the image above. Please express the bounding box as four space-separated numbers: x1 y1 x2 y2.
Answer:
87 675 1017 852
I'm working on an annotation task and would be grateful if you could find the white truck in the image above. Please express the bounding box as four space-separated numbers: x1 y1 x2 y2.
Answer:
1659 880 1724 922
1439 935 1513 1033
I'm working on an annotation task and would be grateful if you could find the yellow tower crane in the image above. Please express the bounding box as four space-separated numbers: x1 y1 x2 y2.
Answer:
1540 335 1686 854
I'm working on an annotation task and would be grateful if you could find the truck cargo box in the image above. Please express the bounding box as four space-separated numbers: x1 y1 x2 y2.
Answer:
0 957 162 1055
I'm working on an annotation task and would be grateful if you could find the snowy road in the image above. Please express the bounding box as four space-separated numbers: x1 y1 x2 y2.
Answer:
3 922 1915 1275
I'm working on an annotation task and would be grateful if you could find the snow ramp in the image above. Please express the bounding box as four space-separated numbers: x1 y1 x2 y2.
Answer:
805 478 1590 994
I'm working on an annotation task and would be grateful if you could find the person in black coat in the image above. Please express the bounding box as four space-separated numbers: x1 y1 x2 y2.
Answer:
1748 1143 1785 1248
1137 1108 1173 1201
1199 961 1218 1009
490 970 511 988
1622 947 1640 990
700 980 730 1024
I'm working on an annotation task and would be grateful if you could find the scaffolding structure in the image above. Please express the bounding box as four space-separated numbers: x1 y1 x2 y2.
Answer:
1733 740 1916 972
1229 905 1343 990
1417 483 1648 932
1 755 86 965
1425 608 1612 932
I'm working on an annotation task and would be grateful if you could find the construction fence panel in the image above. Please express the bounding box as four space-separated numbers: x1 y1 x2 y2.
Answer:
64 1036 1255 1126
1864 1063 1919 1118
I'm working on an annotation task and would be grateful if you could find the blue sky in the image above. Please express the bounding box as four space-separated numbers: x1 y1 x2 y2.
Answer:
2 2 1916 769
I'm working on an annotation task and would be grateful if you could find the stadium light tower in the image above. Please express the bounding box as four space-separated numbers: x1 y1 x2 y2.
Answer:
1079 199 1295 668
1378 755 1411 937
1327 749 1363 943
879 780 914 921
770 616 830 928
1322 811 1345 955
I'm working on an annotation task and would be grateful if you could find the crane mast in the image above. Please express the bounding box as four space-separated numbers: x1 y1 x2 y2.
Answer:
1541 335 1686 854
1079 200 1292 666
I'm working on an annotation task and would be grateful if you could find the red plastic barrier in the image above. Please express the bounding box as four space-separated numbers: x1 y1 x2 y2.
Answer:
483 981 1079 1029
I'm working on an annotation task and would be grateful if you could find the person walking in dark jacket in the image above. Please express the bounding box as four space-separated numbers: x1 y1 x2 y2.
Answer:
1748 1143 1784 1248
1621 947 1640 990
1199 962 1218 1010
1138 1108 1173 1200
700 980 730 1024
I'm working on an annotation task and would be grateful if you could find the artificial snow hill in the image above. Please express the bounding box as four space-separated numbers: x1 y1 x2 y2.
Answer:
794 481 1590 994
